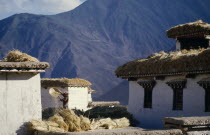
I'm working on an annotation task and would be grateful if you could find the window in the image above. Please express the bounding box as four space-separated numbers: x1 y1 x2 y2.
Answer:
138 80 156 109
144 88 153 108
205 89 210 112
173 89 183 110
167 79 186 111
197 79 210 112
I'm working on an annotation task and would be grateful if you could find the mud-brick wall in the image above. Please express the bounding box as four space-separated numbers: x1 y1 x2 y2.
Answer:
0 72 41 135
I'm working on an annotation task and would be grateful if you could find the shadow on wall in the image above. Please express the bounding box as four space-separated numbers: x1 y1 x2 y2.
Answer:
0 72 35 80
16 122 33 135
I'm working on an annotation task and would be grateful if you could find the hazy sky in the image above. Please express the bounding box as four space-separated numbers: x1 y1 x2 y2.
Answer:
0 0 85 20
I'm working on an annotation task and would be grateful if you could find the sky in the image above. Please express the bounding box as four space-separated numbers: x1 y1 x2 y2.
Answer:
0 0 85 20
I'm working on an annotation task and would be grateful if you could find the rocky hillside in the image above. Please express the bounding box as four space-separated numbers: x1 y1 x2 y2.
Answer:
0 0 210 104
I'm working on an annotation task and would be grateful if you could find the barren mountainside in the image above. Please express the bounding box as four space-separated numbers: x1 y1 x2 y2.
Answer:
0 0 210 104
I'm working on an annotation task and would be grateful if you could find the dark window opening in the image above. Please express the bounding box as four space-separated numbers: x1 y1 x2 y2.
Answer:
178 38 209 50
144 88 153 108
205 89 210 112
173 89 183 110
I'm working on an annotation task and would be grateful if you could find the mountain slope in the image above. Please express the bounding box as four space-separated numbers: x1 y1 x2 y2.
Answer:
0 0 210 103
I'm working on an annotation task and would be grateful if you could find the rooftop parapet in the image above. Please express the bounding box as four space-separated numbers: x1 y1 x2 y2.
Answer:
167 20 210 39
0 50 50 72
41 78 92 88
115 48 210 78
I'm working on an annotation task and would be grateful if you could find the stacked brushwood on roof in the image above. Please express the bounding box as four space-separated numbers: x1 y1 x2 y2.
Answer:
3 50 39 62
167 20 210 38
115 48 210 77
0 50 50 69
41 78 91 87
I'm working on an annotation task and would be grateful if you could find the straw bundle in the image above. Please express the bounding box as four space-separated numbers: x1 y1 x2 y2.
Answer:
28 120 65 132
116 48 210 77
167 20 210 38
30 109 91 132
80 116 91 131
3 50 39 62
90 117 130 130
85 106 139 126
48 114 68 132
58 109 81 132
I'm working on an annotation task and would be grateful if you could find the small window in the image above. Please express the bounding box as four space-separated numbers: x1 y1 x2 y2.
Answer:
173 89 183 110
144 88 153 108
205 89 210 112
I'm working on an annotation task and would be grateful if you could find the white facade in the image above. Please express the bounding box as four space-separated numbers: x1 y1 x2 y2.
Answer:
0 72 42 135
128 74 210 129
68 87 89 111
41 86 91 111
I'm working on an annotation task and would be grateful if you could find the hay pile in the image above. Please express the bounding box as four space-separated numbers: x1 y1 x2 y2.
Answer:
115 48 210 77
90 117 130 130
167 20 210 38
85 106 139 126
3 50 39 62
41 78 92 88
31 108 131 133
28 120 65 132
29 109 91 132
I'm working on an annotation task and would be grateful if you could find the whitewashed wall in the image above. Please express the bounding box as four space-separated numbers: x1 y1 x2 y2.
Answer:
68 87 89 111
0 72 41 135
128 74 210 129
41 87 67 109
88 93 92 102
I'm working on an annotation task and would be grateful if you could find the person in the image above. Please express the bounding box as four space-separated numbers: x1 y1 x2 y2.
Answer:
59 92 69 108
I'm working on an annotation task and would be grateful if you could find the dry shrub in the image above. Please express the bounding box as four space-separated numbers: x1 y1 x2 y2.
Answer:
3 50 39 62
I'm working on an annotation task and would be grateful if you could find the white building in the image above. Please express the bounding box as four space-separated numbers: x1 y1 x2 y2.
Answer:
41 78 94 111
0 50 50 135
115 20 210 128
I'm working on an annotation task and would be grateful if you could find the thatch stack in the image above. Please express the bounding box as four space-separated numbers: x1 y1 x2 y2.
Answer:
0 50 50 69
167 20 210 38
3 50 39 62
41 78 92 87
116 48 210 77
